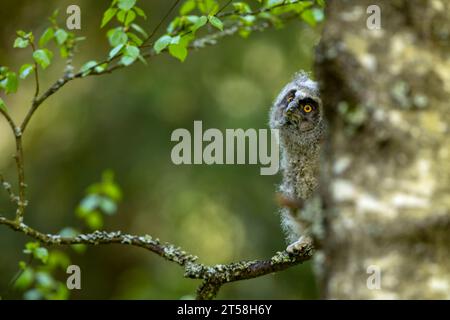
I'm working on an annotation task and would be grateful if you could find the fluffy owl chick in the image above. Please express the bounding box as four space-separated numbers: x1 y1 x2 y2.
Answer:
269 72 325 253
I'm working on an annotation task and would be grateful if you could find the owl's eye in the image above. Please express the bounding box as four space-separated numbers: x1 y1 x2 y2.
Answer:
287 95 294 103
303 105 313 113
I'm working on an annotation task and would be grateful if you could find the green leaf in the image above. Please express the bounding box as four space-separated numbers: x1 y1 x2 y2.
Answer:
180 0 196 15
241 15 256 26
232 2 251 14
16 30 27 38
95 63 108 73
317 0 326 8
79 60 98 77
266 0 284 7
117 10 136 26
13 37 29 49
49 9 59 24
19 261 27 270
120 45 139 66
170 35 181 45
79 194 101 212
99 197 117 215
118 0 136 11
133 6 147 19
208 15 223 31
19 64 34 79
167 17 181 34
14 268 34 290
153 35 172 54
35 272 54 287
168 43 188 62
34 247 49 264
71 243 87 254
137 54 147 65
124 10 136 26
48 250 71 269
0 98 7 112
60 46 69 58
198 0 219 15
39 27 54 47
59 227 79 238
168 33 193 62
24 242 40 253
5 72 18 94
86 211 103 230
16 30 34 42
312 8 324 22
55 29 68 45
107 27 128 47
109 44 124 59
48 282 70 300
192 15 208 31
33 49 53 69
101 8 118 28
131 23 148 38
127 32 143 46
301 9 317 26
24 289 42 300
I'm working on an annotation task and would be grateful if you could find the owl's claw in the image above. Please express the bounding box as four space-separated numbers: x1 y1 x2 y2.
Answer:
286 235 313 254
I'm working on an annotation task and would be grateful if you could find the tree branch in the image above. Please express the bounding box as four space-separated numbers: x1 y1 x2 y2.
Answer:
188 237 314 300
142 0 181 46
217 0 306 18
0 215 313 299
29 42 40 100
13 133 26 223
0 108 16 133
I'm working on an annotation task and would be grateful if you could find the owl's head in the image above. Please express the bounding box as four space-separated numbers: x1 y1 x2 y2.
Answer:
270 72 324 146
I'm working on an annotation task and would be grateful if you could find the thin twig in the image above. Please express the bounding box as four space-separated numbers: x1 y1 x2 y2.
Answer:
142 0 181 46
29 42 40 100
3 255 34 298
217 0 233 15
13 133 26 223
0 108 26 222
0 108 16 133
217 0 305 18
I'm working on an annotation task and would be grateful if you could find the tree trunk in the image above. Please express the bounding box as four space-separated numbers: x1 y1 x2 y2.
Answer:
315 0 450 299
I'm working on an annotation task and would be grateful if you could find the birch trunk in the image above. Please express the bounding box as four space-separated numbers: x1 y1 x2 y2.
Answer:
315 0 450 299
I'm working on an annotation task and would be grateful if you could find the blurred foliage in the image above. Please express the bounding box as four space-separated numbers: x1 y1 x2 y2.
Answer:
0 0 323 299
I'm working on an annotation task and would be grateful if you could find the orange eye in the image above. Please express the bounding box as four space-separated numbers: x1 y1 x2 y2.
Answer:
287 96 294 102
303 105 313 113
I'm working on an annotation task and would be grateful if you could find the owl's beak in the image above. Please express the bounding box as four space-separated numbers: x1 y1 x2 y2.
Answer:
286 104 296 113
285 105 303 123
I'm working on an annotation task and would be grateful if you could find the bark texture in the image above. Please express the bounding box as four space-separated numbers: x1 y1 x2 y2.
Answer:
316 0 450 299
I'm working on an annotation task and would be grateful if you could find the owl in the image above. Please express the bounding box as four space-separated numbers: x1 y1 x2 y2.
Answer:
269 72 325 252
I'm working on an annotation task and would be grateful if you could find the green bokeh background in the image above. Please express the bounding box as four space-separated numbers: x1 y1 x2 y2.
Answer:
0 0 321 299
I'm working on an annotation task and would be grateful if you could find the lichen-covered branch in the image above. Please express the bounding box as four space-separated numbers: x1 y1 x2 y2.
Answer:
0 215 313 299
186 237 314 300
0 216 197 267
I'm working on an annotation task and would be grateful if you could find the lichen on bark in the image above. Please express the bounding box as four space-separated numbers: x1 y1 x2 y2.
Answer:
315 0 450 299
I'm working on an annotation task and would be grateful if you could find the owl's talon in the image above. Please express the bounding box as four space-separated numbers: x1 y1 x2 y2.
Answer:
286 236 312 254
